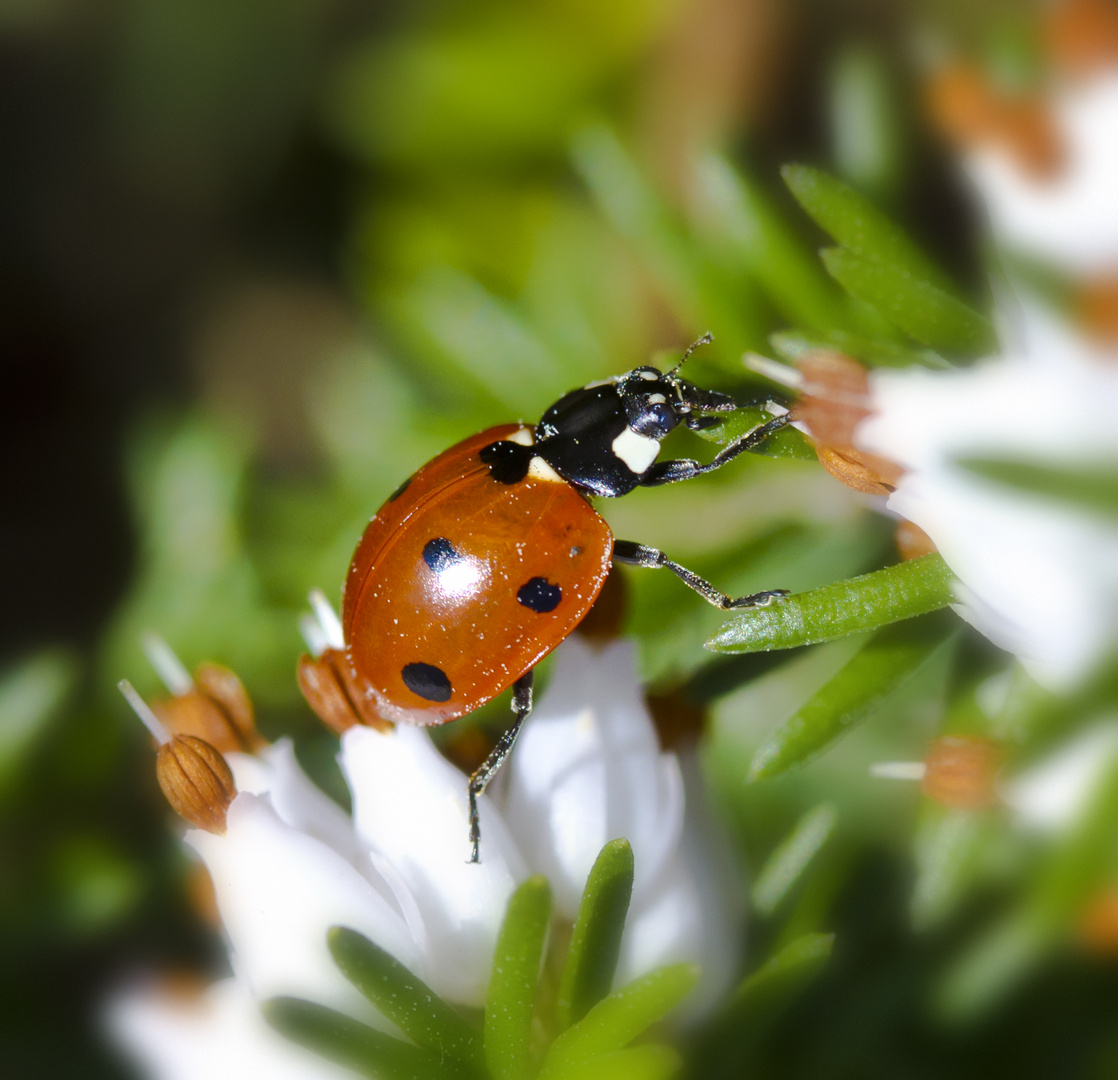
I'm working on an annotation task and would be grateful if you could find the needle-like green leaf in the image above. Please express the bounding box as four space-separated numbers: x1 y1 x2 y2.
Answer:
749 610 959 781
485 875 553 1080
547 1044 683 1080
541 964 699 1080
328 927 484 1069
557 839 635 1031
264 997 466 1080
708 553 956 655
820 247 993 355
731 932 835 1010
783 164 959 294
752 804 838 915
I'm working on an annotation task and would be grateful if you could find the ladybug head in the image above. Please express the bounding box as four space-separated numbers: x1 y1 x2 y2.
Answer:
617 364 737 439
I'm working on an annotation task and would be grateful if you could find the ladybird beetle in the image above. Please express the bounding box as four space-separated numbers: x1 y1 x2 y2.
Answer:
340 334 790 862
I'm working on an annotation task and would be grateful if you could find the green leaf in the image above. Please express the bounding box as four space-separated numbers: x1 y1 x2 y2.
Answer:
558 839 635 1030
486 875 553 1080
264 997 460 1080
328 927 484 1069
549 1044 682 1080
752 804 837 915
690 405 815 461
820 247 994 355
708 553 957 655
957 456 1118 518
782 164 957 295
541 964 699 1080
749 610 960 780
911 806 992 932
732 932 835 1008
769 328 948 370
0 649 77 791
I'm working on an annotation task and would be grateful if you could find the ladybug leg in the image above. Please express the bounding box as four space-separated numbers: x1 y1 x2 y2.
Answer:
467 669 534 864
613 540 789 610
639 412 791 487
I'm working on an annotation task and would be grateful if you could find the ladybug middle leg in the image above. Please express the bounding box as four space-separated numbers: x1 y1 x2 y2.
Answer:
612 541 789 610
467 669 534 864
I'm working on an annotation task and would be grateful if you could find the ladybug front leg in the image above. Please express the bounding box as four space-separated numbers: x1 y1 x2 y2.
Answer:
639 412 791 486
467 670 534 864
613 540 789 610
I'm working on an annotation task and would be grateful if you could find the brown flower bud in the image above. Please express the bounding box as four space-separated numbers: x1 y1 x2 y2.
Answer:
896 519 938 561
1079 887 1118 954
156 735 237 833
925 63 1064 180
297 649 392 734
575 569 628 642
792 351 903 495
646 687 707 752
152 662 261 755
1076 275 1118 347
1045 0 1118 79
921 736 1003 810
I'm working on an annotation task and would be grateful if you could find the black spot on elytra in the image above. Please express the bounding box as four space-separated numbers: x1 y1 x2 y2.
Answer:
517 577 562 613
388 475 412 501
423 537 461 572
480 440 532 484
401 662 452 703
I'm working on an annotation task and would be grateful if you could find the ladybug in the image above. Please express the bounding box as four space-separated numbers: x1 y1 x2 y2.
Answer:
340 334 790 861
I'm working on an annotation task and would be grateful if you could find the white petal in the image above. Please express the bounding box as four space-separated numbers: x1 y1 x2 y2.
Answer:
340 724 525 1005
1001 720 1118 832
108 976 361 1080
616 751 742 1020
966 72 1118 273
502 636 685 918
187 794 418 1020
858 331 1118 687
227 739 365 868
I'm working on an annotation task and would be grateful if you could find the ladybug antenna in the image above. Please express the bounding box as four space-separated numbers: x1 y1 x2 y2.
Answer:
667 332 713 378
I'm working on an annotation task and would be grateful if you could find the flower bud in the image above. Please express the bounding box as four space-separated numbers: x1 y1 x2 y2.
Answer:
575 568 628 641
1079 888 1118 954
646 687 707 752
297 649 392 734
153 662 262 755
920 736 1003 810
895 519 937 561
1044 0 1118 79
791 351 902 495
156 735 237 833
925 63 1063 179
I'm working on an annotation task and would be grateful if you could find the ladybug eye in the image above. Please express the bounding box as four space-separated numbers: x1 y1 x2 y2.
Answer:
630 397 677 438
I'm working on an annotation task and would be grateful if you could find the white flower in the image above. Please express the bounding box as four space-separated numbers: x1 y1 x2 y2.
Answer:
109 978 361 1080
502 634 741 1010
857 303 1118 687
112 623 738 1078
1000 719 1118 832
966 71 1118 273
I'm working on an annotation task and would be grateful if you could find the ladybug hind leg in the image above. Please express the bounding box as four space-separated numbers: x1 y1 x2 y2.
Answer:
467 670 534 864
612 540 789 611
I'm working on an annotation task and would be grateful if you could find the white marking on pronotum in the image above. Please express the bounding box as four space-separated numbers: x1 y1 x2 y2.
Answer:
611 426 661 474
528 456 564 483
648 393 666 404
508 427 534 446
639 370 659 380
